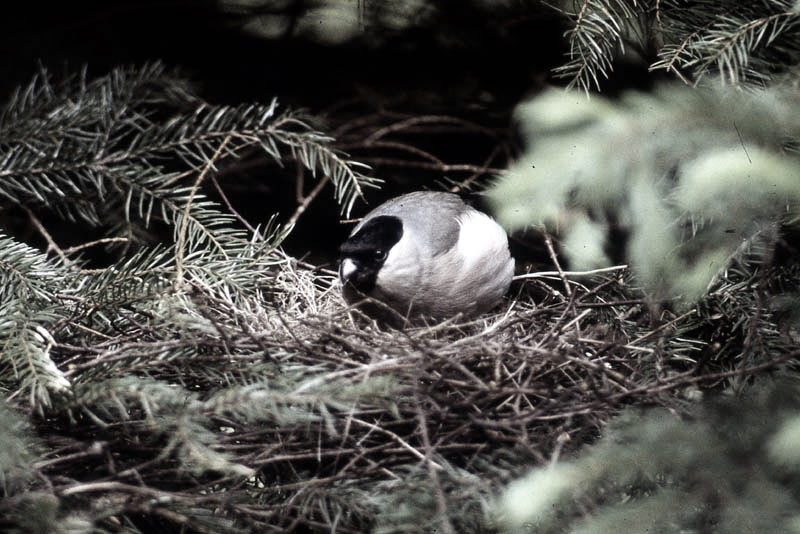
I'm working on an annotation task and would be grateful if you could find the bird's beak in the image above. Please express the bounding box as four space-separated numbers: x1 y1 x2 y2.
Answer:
340 258 358 281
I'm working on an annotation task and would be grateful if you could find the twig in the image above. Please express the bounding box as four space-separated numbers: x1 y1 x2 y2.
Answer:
414 389 456 534
58 480 190 499
63 237 129 255
210 175 256 233
174 135 231 289
34 441 105 470
23 205 70 266
543 231 573 298
448 144 506 193
357 157 504 174
631 309 697 345
350 417 443 469
363 115 497 145
287 168 331 228
514 264 628 279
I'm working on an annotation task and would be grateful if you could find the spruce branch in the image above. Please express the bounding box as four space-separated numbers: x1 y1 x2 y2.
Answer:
0 62 374 417
174 134 233 289
554 0 800 89
652 2 800 84
0 62 378 257
0 402 38 497
554 0 649 90
0 235 74 412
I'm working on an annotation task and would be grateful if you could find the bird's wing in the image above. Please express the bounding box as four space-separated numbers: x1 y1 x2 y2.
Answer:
361 192 463 257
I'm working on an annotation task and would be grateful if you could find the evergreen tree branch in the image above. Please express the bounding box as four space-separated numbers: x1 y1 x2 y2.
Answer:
653 3 800 84
0 62 378 253
554 0 647 90
554 0 800 89
0 236 74 412
175 135 232 289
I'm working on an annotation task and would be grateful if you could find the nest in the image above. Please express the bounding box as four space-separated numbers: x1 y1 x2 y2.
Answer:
20 244 794 534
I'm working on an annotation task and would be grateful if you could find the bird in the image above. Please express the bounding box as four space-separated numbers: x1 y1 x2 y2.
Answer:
338 191 514 323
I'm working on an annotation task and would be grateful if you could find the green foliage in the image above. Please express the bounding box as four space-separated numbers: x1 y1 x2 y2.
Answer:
0 61 377 411
0 64 384 532
0 403 87 534
555 0 646 89
0 235 73 410
555 0 800 90
489 81 800 304
370 463 495 534
0 402 37 496
493 378 800 533
0 61 375 231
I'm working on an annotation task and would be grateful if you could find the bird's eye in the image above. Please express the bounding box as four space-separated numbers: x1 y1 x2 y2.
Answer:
374 249 387 262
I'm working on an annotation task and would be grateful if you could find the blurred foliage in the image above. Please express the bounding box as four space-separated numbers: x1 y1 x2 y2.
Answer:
0 402 37 497
493 377 800 534
489 81 800 304
216 0 548 46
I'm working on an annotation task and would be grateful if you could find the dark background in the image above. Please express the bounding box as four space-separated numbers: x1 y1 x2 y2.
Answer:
1 1 562 103
0 1 576 265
